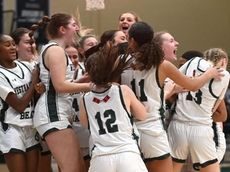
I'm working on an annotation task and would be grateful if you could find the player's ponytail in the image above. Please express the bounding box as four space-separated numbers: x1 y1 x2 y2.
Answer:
29 16 50 41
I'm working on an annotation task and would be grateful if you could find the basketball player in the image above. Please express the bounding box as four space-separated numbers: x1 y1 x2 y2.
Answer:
0 34 40 172
168 48 229 172
79 44 148 172
30 13 90 172
121 21 223 172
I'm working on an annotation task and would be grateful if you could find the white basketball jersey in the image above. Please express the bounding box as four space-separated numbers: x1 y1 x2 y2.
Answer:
73 67 85 80
33 42 75 127
121 67 164 126
83 84 140 158
0 60 34 127
174 57 230 125
71 91 90 147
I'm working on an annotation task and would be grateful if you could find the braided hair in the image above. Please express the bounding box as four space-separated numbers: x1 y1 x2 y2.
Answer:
203 48 228 66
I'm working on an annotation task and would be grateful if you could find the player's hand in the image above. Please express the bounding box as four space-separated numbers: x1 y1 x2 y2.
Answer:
35 82 46 94
206 67 224 80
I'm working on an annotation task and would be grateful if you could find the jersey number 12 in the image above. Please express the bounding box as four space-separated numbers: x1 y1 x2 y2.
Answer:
95 109 119 135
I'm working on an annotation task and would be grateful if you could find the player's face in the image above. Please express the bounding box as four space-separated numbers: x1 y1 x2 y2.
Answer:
83 37 98 51
16 33 36 61
66 46 79 68
161 33 179 62
0 35 17 64
113 31 127 46
118 13 136 36
64 18 80 46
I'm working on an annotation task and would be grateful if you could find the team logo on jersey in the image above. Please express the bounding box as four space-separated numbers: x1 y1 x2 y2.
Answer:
14 83 30 94
93 95 110 104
